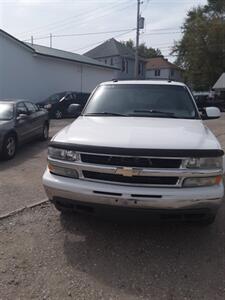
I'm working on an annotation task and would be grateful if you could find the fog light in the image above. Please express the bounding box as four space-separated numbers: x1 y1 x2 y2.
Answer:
183 176 222 187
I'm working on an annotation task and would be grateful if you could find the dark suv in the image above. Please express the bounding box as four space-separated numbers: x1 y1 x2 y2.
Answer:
38 91 90 119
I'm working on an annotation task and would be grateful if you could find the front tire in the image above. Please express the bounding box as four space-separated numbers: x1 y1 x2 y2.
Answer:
2 134 17 160
55 110 63 119
196 214 216 226
54 202 74 214
40 123 49 141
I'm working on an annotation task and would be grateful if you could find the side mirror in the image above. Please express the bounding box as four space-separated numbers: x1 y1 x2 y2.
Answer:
68 104 81 116
17 113 28 120
204 107 221 120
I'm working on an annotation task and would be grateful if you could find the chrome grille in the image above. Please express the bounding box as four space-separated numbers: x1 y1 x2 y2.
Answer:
80 154 182 168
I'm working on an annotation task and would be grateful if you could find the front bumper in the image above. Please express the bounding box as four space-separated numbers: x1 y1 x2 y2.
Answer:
43 169 224 213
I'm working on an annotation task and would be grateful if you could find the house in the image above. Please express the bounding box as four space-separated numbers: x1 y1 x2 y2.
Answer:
213 73 225 99
213 73 225 92
145 56 183 82
0 29 118 102
84 38 146 80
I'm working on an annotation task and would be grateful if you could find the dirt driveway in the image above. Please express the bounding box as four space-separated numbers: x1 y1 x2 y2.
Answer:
0 117 225 300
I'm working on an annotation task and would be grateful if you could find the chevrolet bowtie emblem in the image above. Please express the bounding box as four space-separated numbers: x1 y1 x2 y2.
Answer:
115 167 141 177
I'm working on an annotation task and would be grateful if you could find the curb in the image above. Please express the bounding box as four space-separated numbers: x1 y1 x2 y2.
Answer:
0 198 49 221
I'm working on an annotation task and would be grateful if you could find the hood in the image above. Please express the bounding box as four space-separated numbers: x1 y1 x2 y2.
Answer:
0 120 14 131
53 116 221 150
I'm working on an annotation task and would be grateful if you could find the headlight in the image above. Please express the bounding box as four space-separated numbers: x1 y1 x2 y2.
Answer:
48 163 79 179
186 157 222 169
183 176 222 187
48 147 78 161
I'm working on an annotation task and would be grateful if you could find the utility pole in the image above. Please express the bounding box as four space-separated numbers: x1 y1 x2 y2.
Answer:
134 0 141 79
50 33 52 48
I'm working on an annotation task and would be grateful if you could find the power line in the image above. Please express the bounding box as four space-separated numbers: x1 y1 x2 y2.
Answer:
22 29 135 42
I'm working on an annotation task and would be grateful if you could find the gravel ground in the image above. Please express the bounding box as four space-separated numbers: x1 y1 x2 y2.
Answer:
0 202 225 300
0 116 225 300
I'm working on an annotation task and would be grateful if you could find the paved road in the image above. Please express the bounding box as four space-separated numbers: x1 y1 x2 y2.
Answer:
0 119 73 216
0 116 225 300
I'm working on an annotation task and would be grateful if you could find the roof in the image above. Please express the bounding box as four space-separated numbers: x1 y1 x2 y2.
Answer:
0 99 29 103
0 29 118 70
85 38 145 61
101 80 186 87
213 73 225 90
146 57 180 70
26 43 119 70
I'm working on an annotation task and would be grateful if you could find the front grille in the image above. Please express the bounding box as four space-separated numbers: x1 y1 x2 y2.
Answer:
83 171 179 186
80 154 181 168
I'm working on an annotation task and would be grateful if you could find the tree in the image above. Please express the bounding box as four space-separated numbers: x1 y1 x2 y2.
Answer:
172 0 225 90
121 39 162 59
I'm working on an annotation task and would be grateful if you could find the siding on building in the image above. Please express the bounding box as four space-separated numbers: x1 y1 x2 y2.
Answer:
0 30 116 102
146 68 182 82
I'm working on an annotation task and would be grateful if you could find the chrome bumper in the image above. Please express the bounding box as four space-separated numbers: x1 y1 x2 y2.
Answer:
43 170 224 212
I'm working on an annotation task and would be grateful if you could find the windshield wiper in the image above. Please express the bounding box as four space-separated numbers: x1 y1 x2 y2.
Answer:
84 112 127 117
131 109 177 117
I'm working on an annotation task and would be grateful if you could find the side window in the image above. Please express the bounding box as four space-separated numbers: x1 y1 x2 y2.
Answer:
72 93 77 100
24 102 36 114
122 58 125 72
17 102 27 115
66 94 73 101
155 69 161 77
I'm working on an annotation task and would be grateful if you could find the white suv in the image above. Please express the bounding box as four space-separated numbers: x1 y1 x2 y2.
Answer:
43 80 224 225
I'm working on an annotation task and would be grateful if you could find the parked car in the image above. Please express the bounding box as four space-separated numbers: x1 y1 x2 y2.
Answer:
0 99 49 160
38 91 90 119
43 80 224 225
194 91 225 112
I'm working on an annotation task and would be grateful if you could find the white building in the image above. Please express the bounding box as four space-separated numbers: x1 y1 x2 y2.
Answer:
145 57 183 82
0 29 117 102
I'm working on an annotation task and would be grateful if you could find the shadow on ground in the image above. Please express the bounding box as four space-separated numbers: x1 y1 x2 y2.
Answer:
60 207 225 299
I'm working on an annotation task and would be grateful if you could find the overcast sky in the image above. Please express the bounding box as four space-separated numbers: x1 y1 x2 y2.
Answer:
0 0 207 60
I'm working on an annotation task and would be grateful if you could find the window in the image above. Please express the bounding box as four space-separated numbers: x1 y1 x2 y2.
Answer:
155 69 161 77
121 58 125 72
84 84 198 120
25 102 36 113
72 93 77 100
125 59 128 73
138 63 143 75
17 102 27 115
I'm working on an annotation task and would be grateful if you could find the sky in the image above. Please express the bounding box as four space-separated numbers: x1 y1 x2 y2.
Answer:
0 0 207 60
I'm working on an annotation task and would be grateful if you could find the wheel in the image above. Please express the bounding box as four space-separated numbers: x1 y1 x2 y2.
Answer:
2 134 17 160
196 214 216 226
40 123 49 141
54 202 74 214
55 110 63 119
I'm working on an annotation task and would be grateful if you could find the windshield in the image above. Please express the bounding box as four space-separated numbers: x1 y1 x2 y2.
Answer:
0 103 14 120
84 84 199 119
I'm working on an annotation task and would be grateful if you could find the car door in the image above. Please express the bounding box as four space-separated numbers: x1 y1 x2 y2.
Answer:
24 102 42 138
15 102 30 143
